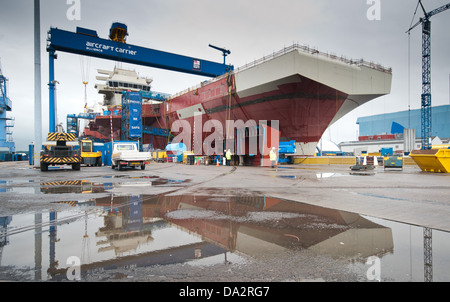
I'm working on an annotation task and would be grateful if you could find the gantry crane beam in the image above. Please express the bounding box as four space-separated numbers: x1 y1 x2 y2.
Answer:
46 26 233 132
47 27 233 78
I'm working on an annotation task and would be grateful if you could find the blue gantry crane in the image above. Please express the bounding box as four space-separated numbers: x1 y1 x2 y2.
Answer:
407 1 450 150
208 44 231 65
66 112 97 138
46 23 233 133
0 60 15 154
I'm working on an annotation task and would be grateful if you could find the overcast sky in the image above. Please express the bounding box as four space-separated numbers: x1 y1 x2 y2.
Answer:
1 0 450 151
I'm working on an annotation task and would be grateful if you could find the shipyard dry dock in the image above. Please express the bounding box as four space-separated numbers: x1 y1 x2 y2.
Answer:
1 161 450 282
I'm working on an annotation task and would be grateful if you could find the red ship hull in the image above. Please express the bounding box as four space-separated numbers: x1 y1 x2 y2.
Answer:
146 75 348 155
90 75 348 154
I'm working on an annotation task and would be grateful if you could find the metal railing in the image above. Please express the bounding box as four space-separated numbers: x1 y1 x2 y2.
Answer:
234 43 392 74
168 43 392 100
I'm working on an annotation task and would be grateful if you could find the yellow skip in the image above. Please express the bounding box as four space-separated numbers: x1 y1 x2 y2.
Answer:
410 148 450 173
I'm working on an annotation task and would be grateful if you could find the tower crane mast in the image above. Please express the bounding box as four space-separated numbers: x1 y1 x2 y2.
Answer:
407 1 450 281
407 1 450 150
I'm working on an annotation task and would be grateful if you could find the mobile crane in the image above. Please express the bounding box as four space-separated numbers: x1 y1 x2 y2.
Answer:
40 132 81 171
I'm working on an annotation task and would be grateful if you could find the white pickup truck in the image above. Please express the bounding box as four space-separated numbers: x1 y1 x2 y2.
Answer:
111 142 151 171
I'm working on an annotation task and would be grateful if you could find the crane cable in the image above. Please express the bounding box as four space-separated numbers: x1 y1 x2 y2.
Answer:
81 210 91 265
225 73 235 140
80 56 91 112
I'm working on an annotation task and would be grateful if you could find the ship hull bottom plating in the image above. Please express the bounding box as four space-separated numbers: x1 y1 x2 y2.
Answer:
148 74 348 157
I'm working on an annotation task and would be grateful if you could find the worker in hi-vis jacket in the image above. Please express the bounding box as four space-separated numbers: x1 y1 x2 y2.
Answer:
269 147 277 168
226 149 233 166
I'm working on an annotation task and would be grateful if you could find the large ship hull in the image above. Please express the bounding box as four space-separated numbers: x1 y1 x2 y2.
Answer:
157 74 348 154
152 45 391 155
88 45 392 161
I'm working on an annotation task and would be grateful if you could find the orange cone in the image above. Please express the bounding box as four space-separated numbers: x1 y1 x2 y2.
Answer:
216 159 220 167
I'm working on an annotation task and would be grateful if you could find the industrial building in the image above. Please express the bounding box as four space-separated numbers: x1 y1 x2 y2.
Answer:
339 105 450 155
357 105 450 139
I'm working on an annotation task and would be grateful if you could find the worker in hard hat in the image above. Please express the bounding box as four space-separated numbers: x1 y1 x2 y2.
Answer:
269 147 277 168
226 149 233 166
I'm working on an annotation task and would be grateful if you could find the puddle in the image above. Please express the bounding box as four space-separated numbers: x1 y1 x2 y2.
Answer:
349 171 376 176
0 177 189 195
277 173 347 180
1 194 449 281
40 181 113 194
96 175 188 187
278 166 378 177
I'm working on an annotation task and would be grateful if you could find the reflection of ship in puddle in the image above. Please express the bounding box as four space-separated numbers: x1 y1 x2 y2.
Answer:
162 195 393 260
90 195 224 267
91 194 393 263
4 194 393 280
6 192 450 281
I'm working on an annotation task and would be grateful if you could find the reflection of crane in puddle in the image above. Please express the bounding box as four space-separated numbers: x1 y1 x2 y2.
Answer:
82 211 91 265
424 227 432 282
6 192 441 281
42 194 396 280
0 216 12 266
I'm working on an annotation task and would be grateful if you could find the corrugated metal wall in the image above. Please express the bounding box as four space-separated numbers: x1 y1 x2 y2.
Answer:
357 105 450 138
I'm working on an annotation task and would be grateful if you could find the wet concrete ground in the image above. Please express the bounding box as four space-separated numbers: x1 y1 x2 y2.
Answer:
1 161 450 282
